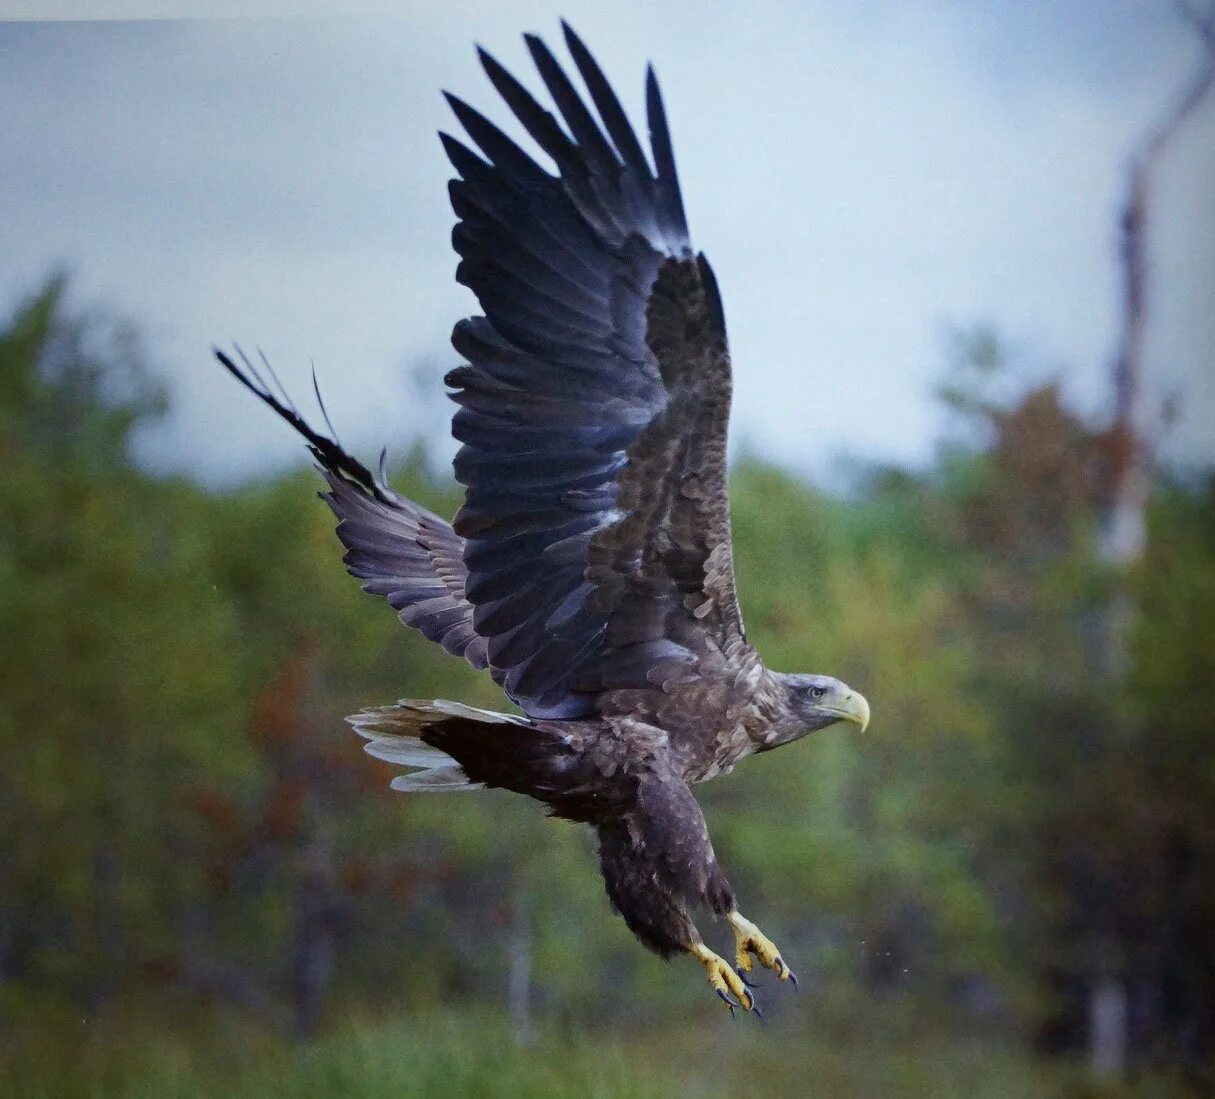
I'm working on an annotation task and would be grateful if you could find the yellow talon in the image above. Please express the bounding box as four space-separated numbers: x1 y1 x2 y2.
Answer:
689 942 757 1015
727 911 797 985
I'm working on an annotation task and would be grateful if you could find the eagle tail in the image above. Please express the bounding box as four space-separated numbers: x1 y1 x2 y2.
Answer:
350 699 494 792
349 698 587 800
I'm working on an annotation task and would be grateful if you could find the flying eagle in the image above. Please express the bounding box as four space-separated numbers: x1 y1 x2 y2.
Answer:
218 22 869 1017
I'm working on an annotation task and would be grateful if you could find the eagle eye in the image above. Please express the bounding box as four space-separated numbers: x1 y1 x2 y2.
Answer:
809 686 826 700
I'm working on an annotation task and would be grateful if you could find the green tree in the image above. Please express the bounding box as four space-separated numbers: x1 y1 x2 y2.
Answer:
0 278 244 1004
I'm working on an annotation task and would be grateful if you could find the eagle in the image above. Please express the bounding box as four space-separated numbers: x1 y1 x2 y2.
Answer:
218 22 869 1017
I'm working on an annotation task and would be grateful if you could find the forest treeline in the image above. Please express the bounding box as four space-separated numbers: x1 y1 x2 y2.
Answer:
2 278 1212 1084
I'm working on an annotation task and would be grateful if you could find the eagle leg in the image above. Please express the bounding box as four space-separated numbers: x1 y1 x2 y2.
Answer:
689 942 759 1016
727 910 798 987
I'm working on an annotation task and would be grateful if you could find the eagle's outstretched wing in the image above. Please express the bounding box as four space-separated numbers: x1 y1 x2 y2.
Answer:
217 25 749 724
216 351 489 669
445 23 748 719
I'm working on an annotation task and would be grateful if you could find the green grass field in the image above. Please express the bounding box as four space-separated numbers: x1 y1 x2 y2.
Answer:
2 1001 1199 1099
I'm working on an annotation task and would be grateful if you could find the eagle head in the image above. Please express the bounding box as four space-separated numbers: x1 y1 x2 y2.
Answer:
767 672 871 747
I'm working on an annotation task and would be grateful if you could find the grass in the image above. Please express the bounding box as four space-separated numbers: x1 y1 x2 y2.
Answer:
0 998 1202 1098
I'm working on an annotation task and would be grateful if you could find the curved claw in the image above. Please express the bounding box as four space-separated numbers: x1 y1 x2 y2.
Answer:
735 966 758 988
693 942 758 1017
772 955 799 987
729 911 798 994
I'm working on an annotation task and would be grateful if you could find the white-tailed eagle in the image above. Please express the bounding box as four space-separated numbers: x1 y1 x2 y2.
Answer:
218 22 870 1016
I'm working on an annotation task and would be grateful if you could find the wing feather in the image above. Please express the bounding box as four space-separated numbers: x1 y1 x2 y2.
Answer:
214 350 490 671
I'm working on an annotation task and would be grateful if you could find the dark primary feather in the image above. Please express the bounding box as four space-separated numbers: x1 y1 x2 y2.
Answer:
445 23 748 721
214 349 488 668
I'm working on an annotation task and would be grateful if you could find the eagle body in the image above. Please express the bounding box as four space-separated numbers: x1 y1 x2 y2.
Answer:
353 657 786 960
219 22 870 1014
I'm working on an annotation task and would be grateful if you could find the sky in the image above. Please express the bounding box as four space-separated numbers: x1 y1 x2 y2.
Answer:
2 2 1212 486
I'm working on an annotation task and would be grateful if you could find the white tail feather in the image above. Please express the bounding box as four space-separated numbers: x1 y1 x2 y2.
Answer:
390 767 483 792
347 698 509 794
360 736 454 769
429 699 529 725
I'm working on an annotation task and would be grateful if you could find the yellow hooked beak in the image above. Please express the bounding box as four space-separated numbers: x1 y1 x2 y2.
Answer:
827 690 870 733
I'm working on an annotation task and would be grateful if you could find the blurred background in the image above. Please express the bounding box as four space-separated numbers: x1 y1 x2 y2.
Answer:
2 4 1213 1096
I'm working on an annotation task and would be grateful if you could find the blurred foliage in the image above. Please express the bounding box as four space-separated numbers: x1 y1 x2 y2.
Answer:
1 279 1212 1093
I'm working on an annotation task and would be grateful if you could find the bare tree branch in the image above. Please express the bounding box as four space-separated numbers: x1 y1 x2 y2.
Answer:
1101 0 1215 565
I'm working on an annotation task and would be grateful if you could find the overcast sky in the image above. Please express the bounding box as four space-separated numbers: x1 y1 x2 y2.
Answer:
3 2 1212 486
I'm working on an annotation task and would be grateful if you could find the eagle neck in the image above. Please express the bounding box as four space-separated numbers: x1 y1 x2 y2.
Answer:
754 668 813 752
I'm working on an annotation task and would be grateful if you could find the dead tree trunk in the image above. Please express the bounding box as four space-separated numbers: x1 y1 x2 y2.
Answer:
1089 1 1215 1080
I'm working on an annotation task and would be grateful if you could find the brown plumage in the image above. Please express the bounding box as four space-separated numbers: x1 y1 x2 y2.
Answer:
217 22 870 1016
